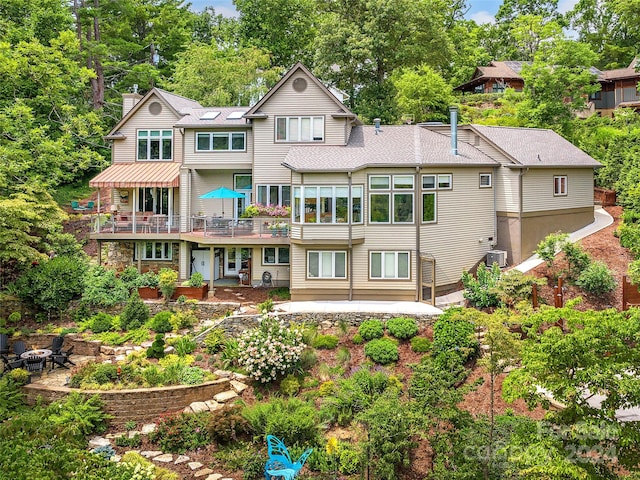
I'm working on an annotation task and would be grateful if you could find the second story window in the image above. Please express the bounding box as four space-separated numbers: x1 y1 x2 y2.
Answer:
196 132 246 151
369 175 414 224
138 130 172 160
276 116 324 142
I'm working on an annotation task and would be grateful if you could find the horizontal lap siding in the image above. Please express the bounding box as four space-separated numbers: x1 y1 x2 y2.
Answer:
496 167 520 212
183 128 252 168
113 94 182 164
420 168 495 287
253 247 290 286
290 244 350 289
189 170 250 217
252 72 348 186
522 169 594 213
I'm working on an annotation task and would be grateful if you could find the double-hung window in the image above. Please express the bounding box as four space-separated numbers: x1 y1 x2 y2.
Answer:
257 185 291 207
307 251 347 279
138 130 172 160
276 116 324 142
554 175 567 196
293 186 362 224
263 247 290 265
369 175 414 224
370 251 410 279
196 132 246 151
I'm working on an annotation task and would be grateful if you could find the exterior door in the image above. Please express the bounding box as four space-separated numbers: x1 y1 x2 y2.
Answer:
234 174 252 219
224 247 250 276
191 250 220 281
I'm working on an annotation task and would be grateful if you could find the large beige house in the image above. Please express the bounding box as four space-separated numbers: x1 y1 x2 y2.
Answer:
90 63 600 302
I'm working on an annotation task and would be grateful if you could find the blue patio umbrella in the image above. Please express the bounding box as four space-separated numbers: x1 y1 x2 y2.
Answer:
199 186 245 217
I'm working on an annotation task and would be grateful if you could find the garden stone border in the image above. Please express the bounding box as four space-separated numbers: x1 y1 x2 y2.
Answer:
23 378 230 425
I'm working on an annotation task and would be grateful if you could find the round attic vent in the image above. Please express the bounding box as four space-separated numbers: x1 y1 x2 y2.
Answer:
148 101 162 115
292 77 307 92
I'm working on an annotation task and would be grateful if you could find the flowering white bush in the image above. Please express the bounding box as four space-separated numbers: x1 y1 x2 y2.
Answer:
237 313 305 383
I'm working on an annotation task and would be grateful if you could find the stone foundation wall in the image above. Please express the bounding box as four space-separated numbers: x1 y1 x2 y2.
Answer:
23 378 230 425
103 242 180 272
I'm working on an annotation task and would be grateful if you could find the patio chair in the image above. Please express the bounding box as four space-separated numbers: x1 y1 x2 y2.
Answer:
1 356 24 372
86 200 95 211
264 435 312 480
0 333 9 356
71 201 87 212
46 336 64 355
50 345 75 369
12 341 26 359
259 271 274 288
24 355 46 374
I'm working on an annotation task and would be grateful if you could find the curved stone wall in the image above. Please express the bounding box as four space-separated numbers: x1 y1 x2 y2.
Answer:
23 378 230 425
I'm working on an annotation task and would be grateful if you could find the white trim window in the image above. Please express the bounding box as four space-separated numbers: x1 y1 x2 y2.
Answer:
369 175 414 224
257 184 291 207
370 251 410 279
276 116 324 142
307 251 346 279
554 175 567 196
263 247 290 265
196 132 246 151
136 242 173 260
422 192 436 223
137 130 172 160
293 186 362 224
422 174 453 190
479 173 492 188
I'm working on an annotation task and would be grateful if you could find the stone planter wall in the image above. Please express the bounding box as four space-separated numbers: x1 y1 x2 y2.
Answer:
7 333 101 356
23 378 230 425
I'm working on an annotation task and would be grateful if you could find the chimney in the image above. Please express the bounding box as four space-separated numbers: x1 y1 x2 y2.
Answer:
374 118 381 135
450 106 458 156
122 90 143 117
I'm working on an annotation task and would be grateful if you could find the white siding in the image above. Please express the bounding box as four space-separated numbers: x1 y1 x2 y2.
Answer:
522 169 594 213
496 167 520 212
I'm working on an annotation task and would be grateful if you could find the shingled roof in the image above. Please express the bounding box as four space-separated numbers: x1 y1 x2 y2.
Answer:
282 126 498 172
470 125 601 168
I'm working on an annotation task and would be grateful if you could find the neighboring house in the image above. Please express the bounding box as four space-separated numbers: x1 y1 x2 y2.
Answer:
455 61 527 94
90 63 600 303
457 58 640 116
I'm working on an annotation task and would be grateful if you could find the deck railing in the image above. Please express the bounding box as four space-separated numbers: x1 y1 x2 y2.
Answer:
189 216 290 238
93 213 181 234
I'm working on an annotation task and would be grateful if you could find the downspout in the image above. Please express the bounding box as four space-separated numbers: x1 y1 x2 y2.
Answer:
518 168 529 263
415 165 421 302
493 166 498 247
348 171 353 301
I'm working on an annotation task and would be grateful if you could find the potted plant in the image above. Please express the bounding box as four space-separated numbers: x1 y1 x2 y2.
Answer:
173 271 209 300
136 271 160 299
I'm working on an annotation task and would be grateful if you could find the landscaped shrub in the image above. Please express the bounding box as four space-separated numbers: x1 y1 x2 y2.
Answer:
0 376 26 422
82 265 129 307
88 312 114 333
461 262 501 308
136 271 159 288
146 333 166 359
119 291 149 330
149 411 211 453
576 261 616 295
14 256 88 315
336 346 351 365
237 313 305 383
492 269 546 307
220 338 240 369
178 366 206 385
186 271 204 287
358 319 384 340
318 380 335 396
158 268 178 301
8 312 21 324
410 336 432 353
119 451 179 480
279 374 301 396
148 311 173 333
433 308 479 363
204 328 226 354
387 317 418 340
88 328 150 346
115 433 142 448
352 333 364 344
535 232 569 267
561 242 591 279
242 397 320 446
256 298 274 313
48 392 111 439
207 404 251 444
298 348 318 370
170 336 197 356
312 334 339 349
169 310 197 331
268 287 291 300
119 266 140 289
364 338 399 365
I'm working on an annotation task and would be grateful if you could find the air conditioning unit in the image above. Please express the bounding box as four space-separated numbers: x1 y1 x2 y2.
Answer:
486 250 507 268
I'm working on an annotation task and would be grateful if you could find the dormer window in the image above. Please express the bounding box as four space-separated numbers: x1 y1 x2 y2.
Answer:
275 116 324 142
138 130 172 160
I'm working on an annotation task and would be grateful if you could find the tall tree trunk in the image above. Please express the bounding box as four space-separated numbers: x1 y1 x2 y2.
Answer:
90 0 104 109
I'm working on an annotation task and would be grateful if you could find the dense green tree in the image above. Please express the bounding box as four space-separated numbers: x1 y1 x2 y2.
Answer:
392 65 454 123
314 0 452 123
165 44 281 106
234 0 318 68
0 0 73 46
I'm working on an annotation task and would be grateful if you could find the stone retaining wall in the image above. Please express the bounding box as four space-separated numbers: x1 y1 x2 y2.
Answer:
212 310 438 337
16 333 102 356
23 378 230 425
